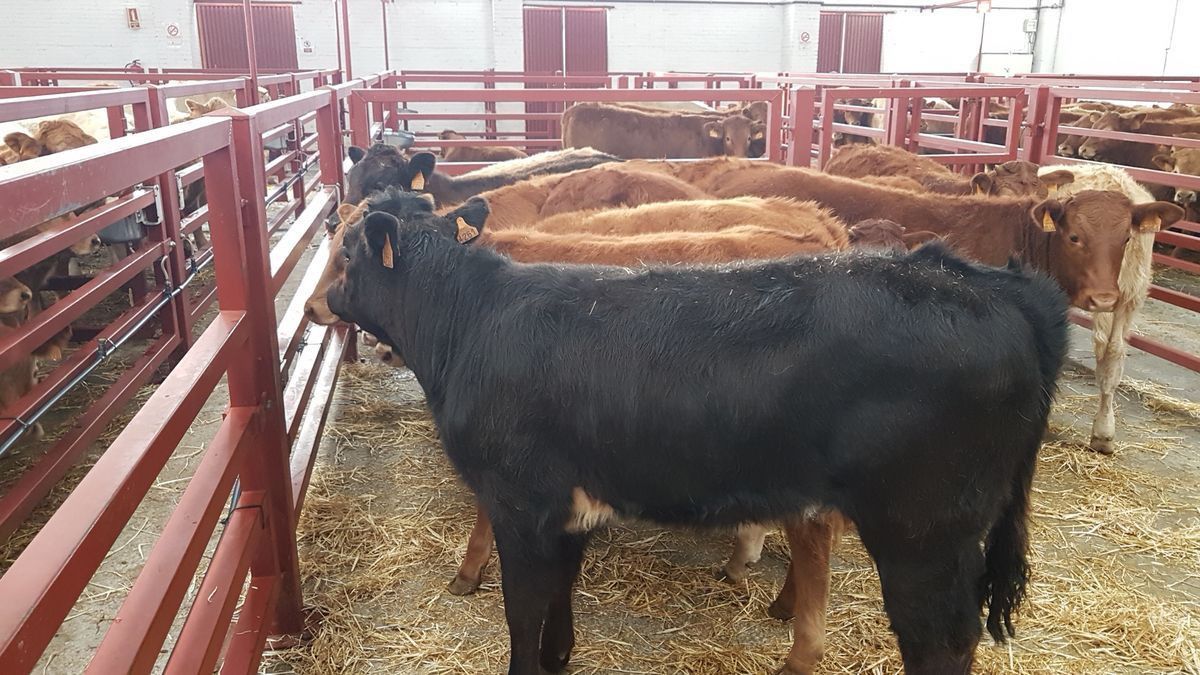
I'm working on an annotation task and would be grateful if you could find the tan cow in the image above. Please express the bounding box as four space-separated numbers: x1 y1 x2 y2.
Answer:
562 102 764 159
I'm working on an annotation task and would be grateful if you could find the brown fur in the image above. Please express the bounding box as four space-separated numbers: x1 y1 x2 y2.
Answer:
3 131 45 161
183 97 231 120
848 218 940 251
34 119 97 154
824 144 1049 198
529 196 849 247
1152 132 1200 206
562 102 763 159
1078 111 1200 165
708 165 1184 311
439 129 528 163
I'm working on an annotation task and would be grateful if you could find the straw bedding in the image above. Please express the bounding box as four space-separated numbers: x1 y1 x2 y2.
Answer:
266 362 1199 675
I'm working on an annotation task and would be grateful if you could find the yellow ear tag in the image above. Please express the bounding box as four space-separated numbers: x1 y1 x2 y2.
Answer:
1041 211 1057 233
1046 183 1059 195
456 216 479 243
1142 214 1162 232
381 234 394 268
410 172 426 191
973 183 985 196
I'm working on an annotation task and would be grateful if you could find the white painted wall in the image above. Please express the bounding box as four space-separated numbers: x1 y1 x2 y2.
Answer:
879 5 1036 75
1051 0 1188 75
0 0 198 71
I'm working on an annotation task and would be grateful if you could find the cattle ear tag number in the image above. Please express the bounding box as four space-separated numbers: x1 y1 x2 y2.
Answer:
410 173 426 191
381 234 394 268
456 216 480 243
1041 211 1057 233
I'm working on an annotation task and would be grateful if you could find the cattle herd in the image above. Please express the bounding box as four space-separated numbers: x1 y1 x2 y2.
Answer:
288 94 1192 674
1 90 1194 673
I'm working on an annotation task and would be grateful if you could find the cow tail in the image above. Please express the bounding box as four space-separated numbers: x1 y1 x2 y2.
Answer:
980 437 1036 643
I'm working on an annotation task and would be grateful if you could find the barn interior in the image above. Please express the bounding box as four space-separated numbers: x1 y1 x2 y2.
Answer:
0 1 1197 673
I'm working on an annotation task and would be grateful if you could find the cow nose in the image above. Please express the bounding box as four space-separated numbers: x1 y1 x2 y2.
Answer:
1057 144 1074 157
1176 189 1197 204
1086 292 1119 312
1077 147 1095 159
303 304 316 320
19 290 31 301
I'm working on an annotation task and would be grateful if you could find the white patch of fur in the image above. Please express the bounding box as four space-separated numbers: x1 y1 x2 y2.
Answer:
566 487 615 533
454 147 611 181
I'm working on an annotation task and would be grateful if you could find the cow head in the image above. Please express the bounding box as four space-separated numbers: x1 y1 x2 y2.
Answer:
4 132 46 161
704 115 763 157
184 97 231 120
1152 134 1200 206
1056 112 1099 157
848 219 940 252
1031 190 1183 312
344 144 436 204
326 189 489 335
35 119 98 154
438 129 466 158
0 277 33 315
971 160 1060 198
1076 111 1143 161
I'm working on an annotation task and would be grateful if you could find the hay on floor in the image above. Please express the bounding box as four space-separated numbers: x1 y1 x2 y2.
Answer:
265 363 1200 675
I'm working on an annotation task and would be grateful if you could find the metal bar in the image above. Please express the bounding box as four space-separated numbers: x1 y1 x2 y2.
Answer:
269 189 336 296
277 235 332 369
282 325 328 442
291 326 347 516
354 88 785 104
0 312 246 670
1148 284 1200 313
87 407 256 672
0 88 149 121
219 574 278 675
165 503 262 675
1070 312 1200 373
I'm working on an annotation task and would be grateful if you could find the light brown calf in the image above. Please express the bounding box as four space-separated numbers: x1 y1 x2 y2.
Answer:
823 144 1056 198
562 102 764 159
439 130 528 163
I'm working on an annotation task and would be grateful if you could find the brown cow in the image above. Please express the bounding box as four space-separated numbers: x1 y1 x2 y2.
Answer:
562 102 764 159
1077 111 1200 165
529 196 848 245
706 164 1184 312
823 144 1058 198
1152 132 1200 207
848 218 940 251
438 129 529 163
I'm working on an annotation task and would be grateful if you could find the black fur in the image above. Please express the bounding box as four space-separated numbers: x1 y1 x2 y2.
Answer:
328 191 1068 675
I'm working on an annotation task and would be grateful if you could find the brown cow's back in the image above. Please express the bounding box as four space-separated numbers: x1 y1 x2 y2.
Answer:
482 224 844 266
563 103 725 159
530 196 850 249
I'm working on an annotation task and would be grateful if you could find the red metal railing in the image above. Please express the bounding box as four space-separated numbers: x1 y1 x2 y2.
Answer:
350 85 789 174
0 75 352 671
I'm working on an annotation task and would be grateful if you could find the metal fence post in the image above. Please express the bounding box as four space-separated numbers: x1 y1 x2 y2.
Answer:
1023 85 1051 163
209 107 305 636
146 84 194 351
786 87 815 167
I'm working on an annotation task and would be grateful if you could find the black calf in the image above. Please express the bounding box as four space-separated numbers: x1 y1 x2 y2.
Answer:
328 190 1068 675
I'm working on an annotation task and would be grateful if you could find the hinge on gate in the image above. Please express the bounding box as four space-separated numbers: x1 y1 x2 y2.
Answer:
134 184 164 226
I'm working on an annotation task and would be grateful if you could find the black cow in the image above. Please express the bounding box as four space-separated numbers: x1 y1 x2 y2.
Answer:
341 144 622 215
328 189 1068 675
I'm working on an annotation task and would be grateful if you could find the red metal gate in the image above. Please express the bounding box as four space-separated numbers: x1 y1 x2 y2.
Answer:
523 6 608 140
197 2 300 71
816 12 883 74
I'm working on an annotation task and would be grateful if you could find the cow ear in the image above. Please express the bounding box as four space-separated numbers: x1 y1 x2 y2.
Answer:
1031 199 1065 233
1151 154 1176 172
751 124 765 141
363 211 400 268
407 151 437 191
704 121 722 139
1039 169 1074 195
206 97 230 111
185 99 204 114
970 172 994 196
901 230 940 248
445 196 489 244
1131 201 1184 233
1121 111 1146 129
347 146 367 164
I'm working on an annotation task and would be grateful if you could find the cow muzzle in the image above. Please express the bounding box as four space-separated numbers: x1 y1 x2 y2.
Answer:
1081 291 1119 313
1174 189 1197 205
303 296 341 325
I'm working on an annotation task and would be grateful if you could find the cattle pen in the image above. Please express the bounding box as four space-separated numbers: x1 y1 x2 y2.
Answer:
0 56 1196 675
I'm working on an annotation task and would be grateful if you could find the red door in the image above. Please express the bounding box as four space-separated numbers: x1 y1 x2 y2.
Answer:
816 12 882 74
196 2 299 70
523 7 608 141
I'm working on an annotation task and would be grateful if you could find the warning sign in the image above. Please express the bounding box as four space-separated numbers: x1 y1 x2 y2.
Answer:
166 22 181 38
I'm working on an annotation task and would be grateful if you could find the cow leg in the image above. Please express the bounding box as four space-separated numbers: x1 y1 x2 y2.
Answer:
859 525 984 675
1090 307 1135 455
721 523 768 582
540 531 590 673
772 515 836 675
492 514 563 675
449 502 495 595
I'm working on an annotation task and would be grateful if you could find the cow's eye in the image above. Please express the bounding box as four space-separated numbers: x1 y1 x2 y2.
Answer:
1069 234 1081 244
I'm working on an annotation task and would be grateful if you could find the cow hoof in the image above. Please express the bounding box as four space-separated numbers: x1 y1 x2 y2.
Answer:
1089 436 1115 456
715 564 747 583
767 598 795 621
31 423 44 440
447 574 481 596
